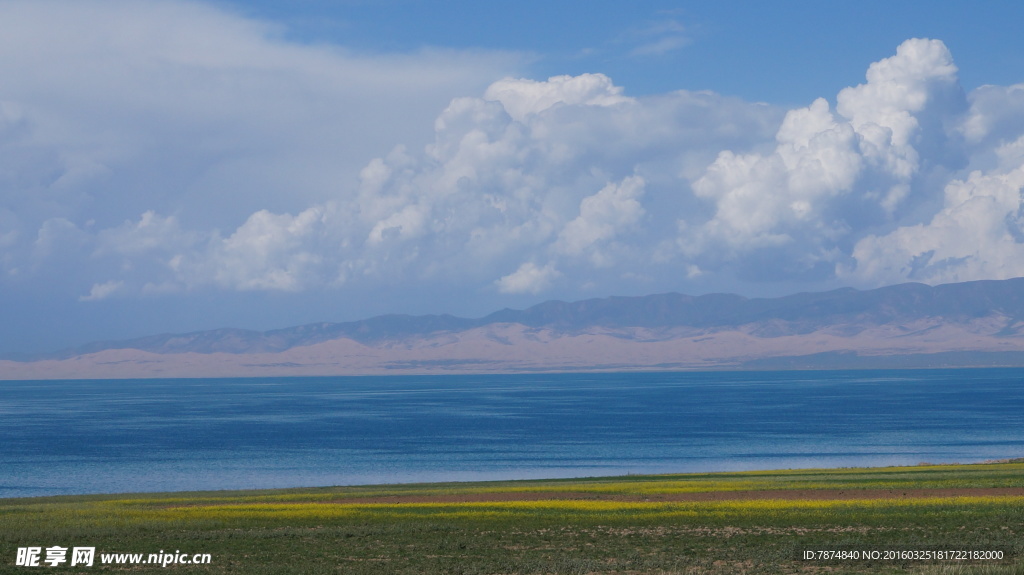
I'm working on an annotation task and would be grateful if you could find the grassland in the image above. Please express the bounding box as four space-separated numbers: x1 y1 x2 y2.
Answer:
2 461 1023 574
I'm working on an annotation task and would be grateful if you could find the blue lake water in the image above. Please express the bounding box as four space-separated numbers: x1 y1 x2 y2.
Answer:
1 369 1023 498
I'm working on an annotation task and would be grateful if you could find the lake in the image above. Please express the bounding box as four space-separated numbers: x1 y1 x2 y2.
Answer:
1 369 1023 498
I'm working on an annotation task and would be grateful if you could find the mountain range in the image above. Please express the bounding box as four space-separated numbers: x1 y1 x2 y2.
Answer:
5 278 1024 379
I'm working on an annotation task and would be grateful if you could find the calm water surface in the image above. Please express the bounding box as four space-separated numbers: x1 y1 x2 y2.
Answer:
1 369 1023 498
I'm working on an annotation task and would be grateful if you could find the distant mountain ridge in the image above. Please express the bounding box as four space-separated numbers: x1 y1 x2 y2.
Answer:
6 277 1024 378
25 277 1024 358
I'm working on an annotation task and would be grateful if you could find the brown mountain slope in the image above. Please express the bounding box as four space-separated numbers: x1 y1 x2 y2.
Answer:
5 279 1024 379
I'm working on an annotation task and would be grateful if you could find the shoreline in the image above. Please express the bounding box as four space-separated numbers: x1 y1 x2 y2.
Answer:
5 459 1024 504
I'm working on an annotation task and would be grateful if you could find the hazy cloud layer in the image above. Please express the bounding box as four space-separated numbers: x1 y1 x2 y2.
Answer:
4 4 1024 328
0 0 521 290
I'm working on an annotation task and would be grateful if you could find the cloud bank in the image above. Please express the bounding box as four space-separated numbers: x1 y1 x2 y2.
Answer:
77 74 778 299
4 4 1024 329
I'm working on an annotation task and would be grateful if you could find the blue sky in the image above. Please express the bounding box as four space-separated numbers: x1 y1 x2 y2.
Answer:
3 0 1024 354
217 0 1024 102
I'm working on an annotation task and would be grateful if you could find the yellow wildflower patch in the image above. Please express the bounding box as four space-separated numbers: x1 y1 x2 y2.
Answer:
138 495 1024 523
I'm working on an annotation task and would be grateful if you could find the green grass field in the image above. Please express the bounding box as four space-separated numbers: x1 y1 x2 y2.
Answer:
2 462 1023 574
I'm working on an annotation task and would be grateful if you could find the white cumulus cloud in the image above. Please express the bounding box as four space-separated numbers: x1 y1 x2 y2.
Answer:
496 262 561 294
79 280 124 302
556 175 646 265
843 136 1024 285
681 38 969 281
482 73 633 122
